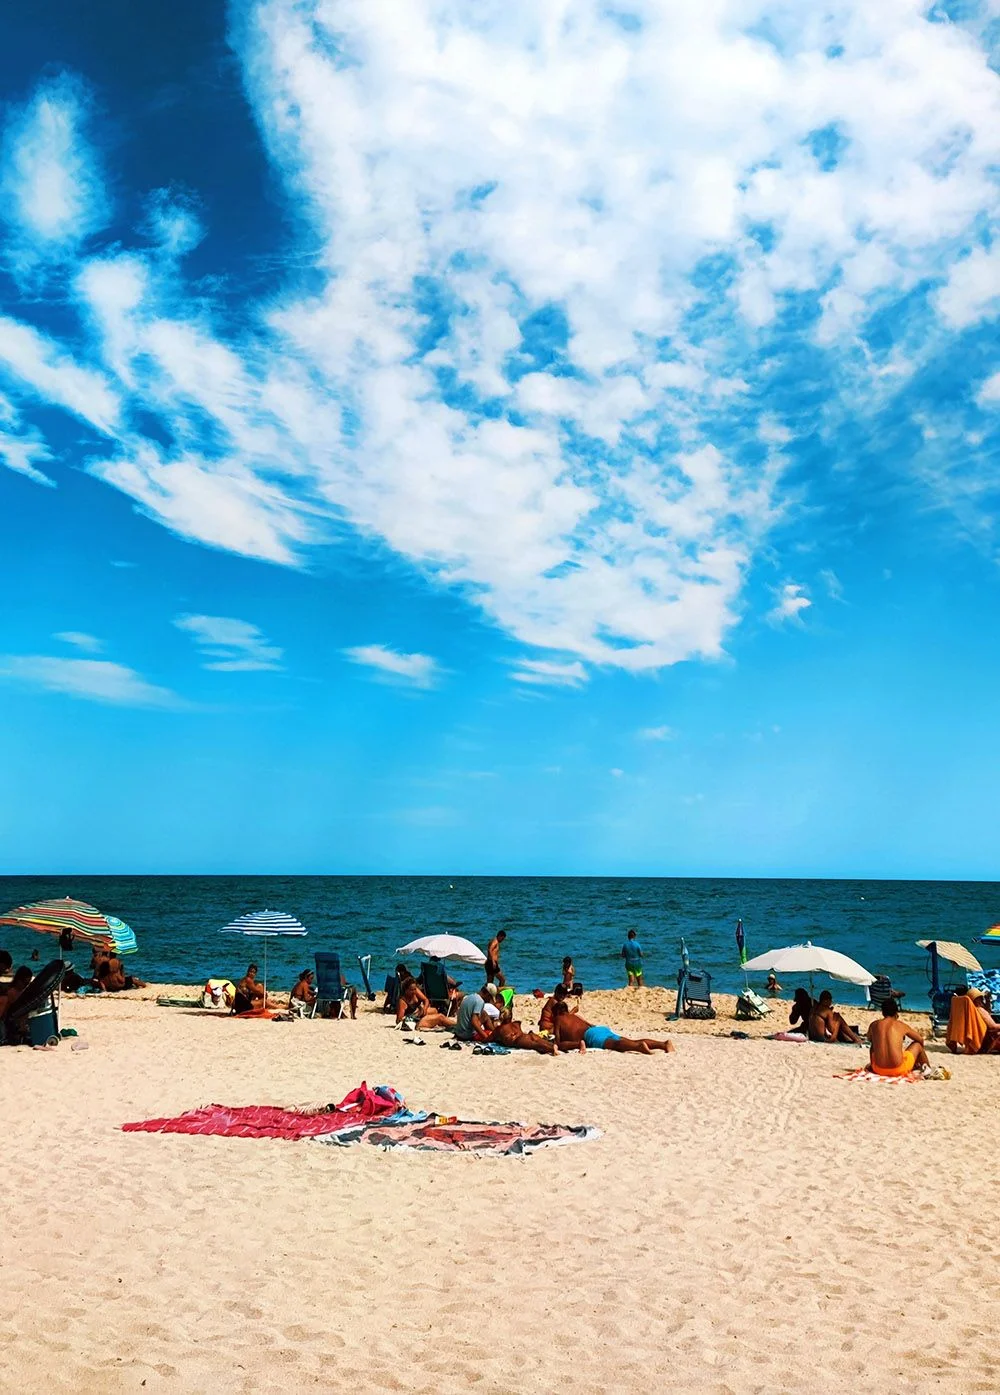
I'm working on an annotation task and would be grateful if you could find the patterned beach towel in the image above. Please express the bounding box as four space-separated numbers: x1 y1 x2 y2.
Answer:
122 1082 403 1138
834 1066 949 1085
317 1117 600 1154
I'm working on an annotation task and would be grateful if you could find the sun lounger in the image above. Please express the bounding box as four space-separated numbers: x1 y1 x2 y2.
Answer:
735 988 771 1020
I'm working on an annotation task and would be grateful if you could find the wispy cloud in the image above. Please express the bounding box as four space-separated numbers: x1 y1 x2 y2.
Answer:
0 388 54 486
174 614 283 672
54 631 102 653
0 7 997 676
818 569 844 603
767 582 811 626
344 644 439 689
638 725 675 741
977 372 1000 407
512 659 587 689
0 655 179 707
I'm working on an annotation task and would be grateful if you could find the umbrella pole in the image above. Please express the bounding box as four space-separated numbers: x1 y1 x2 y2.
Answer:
263 938 268 1006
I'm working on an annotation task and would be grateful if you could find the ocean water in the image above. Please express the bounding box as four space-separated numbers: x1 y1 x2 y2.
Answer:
2 875 998 1007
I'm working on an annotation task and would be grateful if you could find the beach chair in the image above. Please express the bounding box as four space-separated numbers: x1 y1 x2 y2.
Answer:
930 988 956 1038
735 987 771 1020
383 973 401 1014
357 954 376 1001
312 952 353 1019
420 960 459 1014
676 966 716 1020
0 959 66 1046
866 974 905 1011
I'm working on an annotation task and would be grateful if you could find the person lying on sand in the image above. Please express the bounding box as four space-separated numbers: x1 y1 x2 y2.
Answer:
867 998 929 1077
554 1010 675 1055
809 991 863 1044
493 1009 558 1056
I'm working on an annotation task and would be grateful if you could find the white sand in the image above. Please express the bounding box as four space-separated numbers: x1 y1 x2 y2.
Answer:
2 986 998 1393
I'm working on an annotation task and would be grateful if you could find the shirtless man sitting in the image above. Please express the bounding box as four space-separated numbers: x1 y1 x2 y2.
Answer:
554 1009 675 1055
809 990 863 1044
492 1010 558 1056
233 964 268 1013
867 997 929 1077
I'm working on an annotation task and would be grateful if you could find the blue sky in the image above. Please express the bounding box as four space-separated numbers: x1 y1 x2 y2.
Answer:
1 0 999 876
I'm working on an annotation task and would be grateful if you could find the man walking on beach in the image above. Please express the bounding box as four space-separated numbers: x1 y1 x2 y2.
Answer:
621 930 643 987
486 930 506 986
867 998 929 1077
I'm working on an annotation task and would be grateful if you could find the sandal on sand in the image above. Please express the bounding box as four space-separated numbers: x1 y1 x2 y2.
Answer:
404 1035 426 1046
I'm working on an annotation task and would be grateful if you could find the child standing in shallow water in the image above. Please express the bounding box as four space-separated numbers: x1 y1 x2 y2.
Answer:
621 930 643 987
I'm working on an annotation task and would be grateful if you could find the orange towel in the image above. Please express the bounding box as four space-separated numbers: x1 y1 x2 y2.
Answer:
946 995 986 1054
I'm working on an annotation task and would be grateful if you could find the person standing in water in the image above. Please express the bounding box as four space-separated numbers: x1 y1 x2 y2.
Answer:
621 929 643 987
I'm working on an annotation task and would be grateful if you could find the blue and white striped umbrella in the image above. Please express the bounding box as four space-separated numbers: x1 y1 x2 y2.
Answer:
220 910 308 1004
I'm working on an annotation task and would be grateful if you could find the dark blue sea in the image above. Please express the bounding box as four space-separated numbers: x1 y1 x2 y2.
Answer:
1 876 997 1007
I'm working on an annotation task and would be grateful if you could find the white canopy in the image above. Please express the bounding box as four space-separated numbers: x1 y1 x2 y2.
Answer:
395 934 487 966
742 941 875 987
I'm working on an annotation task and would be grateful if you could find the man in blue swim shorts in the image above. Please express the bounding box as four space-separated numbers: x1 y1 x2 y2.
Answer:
555 1012 675 1055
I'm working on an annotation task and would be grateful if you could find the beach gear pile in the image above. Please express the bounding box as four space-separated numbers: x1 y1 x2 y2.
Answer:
122 1082 599 1156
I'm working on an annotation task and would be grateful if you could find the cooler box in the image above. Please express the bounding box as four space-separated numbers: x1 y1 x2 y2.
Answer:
27 1004 59 1047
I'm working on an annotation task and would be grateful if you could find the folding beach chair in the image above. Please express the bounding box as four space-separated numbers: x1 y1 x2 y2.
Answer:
383 973 402 1014
930 988 956 1038
419 960 459 1014
676 965 716 1020
0 959 66 1046
866 974 905 1011
312 952 353 1019
735 988 771 1020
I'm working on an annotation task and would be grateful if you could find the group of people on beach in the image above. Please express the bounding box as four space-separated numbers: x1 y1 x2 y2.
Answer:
381 936 674 1056
0 946 146 1043
785 983 937 1076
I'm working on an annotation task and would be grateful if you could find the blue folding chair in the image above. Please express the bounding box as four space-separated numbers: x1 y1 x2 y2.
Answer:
313 952 353 1019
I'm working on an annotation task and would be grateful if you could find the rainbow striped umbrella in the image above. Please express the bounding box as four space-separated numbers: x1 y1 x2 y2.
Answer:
0 897 138 955
977 924 1000 945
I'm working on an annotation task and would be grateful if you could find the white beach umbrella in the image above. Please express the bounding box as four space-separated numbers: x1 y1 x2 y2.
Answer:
395 933 486 966
220 909 308 1003
742 941 875 989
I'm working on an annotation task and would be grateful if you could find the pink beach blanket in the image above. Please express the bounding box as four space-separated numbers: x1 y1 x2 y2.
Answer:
834 1067 922 1085
122 1082 401 1138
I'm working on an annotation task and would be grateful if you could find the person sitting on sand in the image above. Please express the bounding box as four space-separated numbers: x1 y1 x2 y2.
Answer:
394 971 454 1031
809 990 863 1045
493 1008 558 1056
561 956 575 989
947 987 1000 1055
867 998 929 1077
95 959 146 993
789 988 812 1033
0 966 33 1042
539 982 570 1035
0 950 12 984
766 972 782 995
233 964 267 1014
290 969 317 1015
454 984 497 1043
554 1009 675 1055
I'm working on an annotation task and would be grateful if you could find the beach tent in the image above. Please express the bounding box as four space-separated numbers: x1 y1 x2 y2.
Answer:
0 897 138 956
395 934 486 966
742 942 874 992
220 910 307 1003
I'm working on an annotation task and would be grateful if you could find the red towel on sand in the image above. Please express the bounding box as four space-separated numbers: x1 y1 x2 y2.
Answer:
122 1083 399 1139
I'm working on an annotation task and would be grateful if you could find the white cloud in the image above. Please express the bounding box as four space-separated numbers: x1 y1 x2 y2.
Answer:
174 614 283 671
610 767 624 778
54 631 103 653
1 74 107 251
0 392 55 486
638 725 675 741
512 658 587 688
344 643 439 688
0 655 179 707
767 582 812 626
977 371 1000 406
0 11 997 676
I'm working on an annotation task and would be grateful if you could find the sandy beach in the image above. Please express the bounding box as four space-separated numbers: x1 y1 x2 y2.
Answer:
2 984 998 1394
